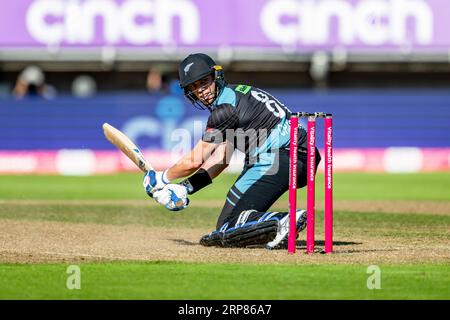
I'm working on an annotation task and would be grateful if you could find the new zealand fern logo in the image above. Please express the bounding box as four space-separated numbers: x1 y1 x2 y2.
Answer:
184 62 194 75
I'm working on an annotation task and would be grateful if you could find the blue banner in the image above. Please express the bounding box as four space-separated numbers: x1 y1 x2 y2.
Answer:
1 90 449 150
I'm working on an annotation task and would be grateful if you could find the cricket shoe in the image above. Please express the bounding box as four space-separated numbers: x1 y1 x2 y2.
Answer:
265 209 307 250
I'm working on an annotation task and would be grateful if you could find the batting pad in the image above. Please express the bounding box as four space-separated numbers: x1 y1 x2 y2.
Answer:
222 220 278 248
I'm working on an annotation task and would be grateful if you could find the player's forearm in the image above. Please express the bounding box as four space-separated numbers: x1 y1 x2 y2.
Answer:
177 144 229 194
165 159 202 181
177 162 226 195
173 146 228 194
166 140 221 181
201 141 232 179
173 153 228 194
203 162 228 180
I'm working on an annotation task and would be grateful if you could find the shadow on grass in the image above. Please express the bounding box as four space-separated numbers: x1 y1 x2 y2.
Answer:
295 240 362 246
169 239 363 249
170 239 199 246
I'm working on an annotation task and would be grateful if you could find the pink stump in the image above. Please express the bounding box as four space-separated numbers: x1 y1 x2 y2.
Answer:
324 116 333 253
288 115 299 254
306 116 316 254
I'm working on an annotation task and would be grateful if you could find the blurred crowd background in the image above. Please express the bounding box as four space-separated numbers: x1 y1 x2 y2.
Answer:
0 0 449 175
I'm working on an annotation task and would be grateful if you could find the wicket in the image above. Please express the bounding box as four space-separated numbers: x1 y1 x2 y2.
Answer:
288 112 333 254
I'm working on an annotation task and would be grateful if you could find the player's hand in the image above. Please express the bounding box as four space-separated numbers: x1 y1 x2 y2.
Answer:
152 184 189 211
143 170 170 197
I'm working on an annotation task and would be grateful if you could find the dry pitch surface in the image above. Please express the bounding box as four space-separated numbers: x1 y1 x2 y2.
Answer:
1 200 449 265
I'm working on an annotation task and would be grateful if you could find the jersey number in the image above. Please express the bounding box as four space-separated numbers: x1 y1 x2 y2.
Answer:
251 90 286 118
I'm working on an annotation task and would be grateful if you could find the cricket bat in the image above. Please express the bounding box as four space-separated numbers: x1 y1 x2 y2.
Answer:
103 123 184 208
102 122 153 172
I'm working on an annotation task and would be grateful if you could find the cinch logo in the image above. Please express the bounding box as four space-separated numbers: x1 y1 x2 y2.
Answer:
26 0 200 45
260 0 434 46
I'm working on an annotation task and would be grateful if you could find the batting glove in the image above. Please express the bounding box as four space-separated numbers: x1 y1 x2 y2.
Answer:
143 170 170 197
152 184 190 211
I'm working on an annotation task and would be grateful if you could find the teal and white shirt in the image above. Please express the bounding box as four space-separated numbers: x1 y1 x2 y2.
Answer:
202 84 307 165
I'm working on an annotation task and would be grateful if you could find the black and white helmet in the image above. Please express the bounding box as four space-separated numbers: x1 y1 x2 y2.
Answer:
178 53 226 110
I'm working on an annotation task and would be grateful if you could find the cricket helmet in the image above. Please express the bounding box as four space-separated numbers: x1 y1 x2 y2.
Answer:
178 53 226 110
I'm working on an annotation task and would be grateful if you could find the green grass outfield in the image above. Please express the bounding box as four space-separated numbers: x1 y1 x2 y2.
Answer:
0 172 449 201
1 263 448 299
0 172 449 300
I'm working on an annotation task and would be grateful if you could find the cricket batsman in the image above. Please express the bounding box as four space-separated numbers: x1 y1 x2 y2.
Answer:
143 53 321 249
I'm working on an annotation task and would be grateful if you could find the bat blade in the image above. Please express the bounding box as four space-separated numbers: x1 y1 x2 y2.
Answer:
102 123 153 172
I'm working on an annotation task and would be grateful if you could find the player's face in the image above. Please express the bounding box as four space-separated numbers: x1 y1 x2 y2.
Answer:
187 75 216 106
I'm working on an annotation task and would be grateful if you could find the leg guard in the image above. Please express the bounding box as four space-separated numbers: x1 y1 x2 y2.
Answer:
221 210 286 248
199 210 290 248
222 220 278 248
199 222 230 247
199 230 224 247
